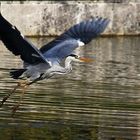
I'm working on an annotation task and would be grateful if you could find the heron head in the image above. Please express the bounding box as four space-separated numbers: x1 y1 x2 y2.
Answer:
68 54 93 63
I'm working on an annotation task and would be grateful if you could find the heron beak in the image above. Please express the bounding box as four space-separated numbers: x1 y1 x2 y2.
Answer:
78 57 93 63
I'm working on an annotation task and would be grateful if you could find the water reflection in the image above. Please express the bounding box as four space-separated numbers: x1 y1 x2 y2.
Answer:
0 37 140 140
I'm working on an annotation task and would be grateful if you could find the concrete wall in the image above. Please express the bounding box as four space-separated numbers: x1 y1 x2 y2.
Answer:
0 1 140 36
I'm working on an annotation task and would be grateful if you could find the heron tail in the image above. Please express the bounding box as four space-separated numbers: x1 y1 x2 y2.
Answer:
10 69 26 79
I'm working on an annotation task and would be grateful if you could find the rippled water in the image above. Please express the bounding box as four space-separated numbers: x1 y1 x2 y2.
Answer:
0 37 139 140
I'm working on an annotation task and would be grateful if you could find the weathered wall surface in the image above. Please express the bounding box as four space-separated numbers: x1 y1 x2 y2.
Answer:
0 1 140 36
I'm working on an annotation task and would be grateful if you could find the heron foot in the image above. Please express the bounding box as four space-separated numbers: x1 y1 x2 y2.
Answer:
0 96 8 107
0 80 29 112
0 83 20 107
0 80 29 110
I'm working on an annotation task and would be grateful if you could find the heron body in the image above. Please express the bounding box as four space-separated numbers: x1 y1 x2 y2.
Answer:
0 13 109 114
17 54 78 81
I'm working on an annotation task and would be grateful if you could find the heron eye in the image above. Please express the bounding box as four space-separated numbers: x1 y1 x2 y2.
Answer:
75 55 79 59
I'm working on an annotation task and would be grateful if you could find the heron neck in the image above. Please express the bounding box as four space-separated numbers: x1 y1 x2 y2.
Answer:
65 58 72 71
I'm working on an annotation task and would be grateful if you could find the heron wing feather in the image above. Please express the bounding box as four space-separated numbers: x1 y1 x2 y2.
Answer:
0 13 48 65
40 17 109 60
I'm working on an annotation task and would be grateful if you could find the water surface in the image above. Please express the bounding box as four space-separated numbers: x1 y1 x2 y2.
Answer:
0 37 140 140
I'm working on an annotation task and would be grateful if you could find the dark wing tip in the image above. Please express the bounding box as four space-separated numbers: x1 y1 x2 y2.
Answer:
66 17 110 44
0 14 47 64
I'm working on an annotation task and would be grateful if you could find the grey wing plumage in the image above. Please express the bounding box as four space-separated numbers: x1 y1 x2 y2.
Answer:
0 13 48 65
40 17 110 61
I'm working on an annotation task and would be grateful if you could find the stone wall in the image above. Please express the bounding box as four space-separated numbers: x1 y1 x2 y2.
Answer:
0 1 139 36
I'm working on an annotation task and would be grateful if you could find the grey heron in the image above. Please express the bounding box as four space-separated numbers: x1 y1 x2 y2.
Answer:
0 13 109 114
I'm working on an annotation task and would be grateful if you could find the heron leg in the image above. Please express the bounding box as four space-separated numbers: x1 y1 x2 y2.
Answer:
12 83 29 116
0 81 23 107
11 78 42 116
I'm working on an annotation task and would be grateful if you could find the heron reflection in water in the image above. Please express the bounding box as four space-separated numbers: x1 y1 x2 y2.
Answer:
0 13 109 115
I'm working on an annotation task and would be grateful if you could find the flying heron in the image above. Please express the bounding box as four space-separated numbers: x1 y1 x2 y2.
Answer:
0 13 109 114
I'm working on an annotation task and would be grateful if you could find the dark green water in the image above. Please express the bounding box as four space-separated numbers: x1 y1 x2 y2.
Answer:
0 37 139 140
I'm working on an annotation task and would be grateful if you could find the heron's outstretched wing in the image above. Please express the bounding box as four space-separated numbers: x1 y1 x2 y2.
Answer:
40 17 109 61
0 13 48 65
